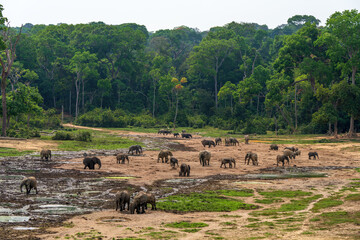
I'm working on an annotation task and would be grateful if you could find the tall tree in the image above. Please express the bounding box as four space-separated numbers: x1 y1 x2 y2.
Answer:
316 9 360 136
0 4 22 136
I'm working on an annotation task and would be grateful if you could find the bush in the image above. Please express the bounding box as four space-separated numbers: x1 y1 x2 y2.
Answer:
6 127 40 139
241 117 270 134
52 131 73 140
187 115 206 128
75 131 92 142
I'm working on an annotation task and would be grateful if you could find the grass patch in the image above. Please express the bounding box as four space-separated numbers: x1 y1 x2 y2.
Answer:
275 216 305 224
220 221 237 226
63 221 74 228
316 211 360 226
144 230 178 239
215 189 254 197
157 192 259 212
165 221 208 228
302 231 314 235
311 197 343 212
255 198 284 204
245 221 275 229
0 147 34 157
181 228 201 233
345 193 360 201
258 190 313 198
219 214 242 218
250 194 322 217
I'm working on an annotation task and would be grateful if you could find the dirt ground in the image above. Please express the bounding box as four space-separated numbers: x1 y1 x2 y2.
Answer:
1 126 360 240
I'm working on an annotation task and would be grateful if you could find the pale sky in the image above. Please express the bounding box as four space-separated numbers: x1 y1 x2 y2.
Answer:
2 0 359 32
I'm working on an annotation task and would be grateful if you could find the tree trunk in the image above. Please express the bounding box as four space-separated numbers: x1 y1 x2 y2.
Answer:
152 80 156 117
256 94 260 116
173 92 179 130
348 66 357 137
277 104 295 133
328 122 332 135
294 84 298 130
1 77 7 136
214 73 218 109
274 115 278 136
100 93 103 108
334 120 338 138
75 73 81 120
69 90 72 118
27 114 31 128
82 78 85 114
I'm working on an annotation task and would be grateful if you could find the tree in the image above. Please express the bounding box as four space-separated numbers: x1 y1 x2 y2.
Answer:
171 77 187 129
316 9 360 136
0 4 22 136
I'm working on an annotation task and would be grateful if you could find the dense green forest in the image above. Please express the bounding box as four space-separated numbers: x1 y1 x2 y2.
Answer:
0 6 359 137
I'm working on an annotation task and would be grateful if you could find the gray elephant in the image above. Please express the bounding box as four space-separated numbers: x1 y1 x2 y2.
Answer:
229 138 239 146
283 149 296 160
245 152 258 165
199 150 211 166
220 158 236 168
201 139 216 148
116 154 129 164
40 149 52 161
179 164 190 177
308 152 319 159
244 135 249 144
83 157 102 169
115 190 130 211
276 155 290 166
269 144 278 150
215 137 222 145
285 146 298 152
157 150 173 163
20 176 38 195
145 193 157 210
128 145 142 155
181 133 192 138
130 191 148 214
169 157 179 168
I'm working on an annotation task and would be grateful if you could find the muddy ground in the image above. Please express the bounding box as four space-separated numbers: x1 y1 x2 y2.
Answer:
0 127 360 240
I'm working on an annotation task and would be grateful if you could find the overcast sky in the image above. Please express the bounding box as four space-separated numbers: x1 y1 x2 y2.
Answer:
2 0 359 32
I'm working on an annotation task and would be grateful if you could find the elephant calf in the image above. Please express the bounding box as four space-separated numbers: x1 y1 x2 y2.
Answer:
181 133 192 138
115 190 130 211
145 193 157 210
179 164 191 177
276 155 290 166
170 157 179 168
20 176 38 195
116 154 129 164
269 144 278 150
199 150 211 166
244 135 249 144
283 149 296 160
83 157 102 169
40 149 52 161
215 137 222 145
245 152 258 165
220 158 236 168
128 145 142 155
158 150 173 163
201 139 216 148
308 152 319 159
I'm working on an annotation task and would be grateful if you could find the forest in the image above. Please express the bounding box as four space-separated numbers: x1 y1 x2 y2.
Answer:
0 7 360 137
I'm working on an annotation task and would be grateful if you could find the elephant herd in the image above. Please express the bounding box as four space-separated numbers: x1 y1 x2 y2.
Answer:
115 190 156 214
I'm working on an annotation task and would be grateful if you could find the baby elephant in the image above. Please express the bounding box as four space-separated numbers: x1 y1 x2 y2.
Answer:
215 137 222 145
20 176 38 195
158 150 173 163
276 155 290 166
220 158 236 168
245 152 258 165
201 139 216 148
145 193 157 210
128 145 142 155
179 164 191 177
40 149 52 161
199 150 211 166
269 144 278 150
116 154 129 164
83 157 102 169
244 135 249 144
169 157 179 168
115 190 130 211
308 152 319 159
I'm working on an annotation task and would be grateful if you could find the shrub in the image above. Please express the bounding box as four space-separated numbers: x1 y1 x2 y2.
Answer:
75 131 92 142
187 115 206 128
52 131 73 140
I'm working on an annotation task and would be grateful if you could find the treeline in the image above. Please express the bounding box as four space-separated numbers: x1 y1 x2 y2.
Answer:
2 10 360 135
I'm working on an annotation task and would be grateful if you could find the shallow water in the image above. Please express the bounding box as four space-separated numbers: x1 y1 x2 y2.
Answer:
0 216 30 223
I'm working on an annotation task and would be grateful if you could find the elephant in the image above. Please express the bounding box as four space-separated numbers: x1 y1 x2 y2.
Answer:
157 150 173 163
40 149 52 161
245 152 258 165
128 145 142 155
294 150 301 156
169 157 179 168
115 190 130 211
83 157 102 169
244 135 250 144
229 138 239 146
199 150 211 166
308 152 319 159
269 144 278 150
225 138 231 146
201 139 216 148
283 149 296 160
276 155 290 166
220 158 236 168
179 164 191 177
285 146 298 152
20 176 38 195
181 133 192 138
215 137 222 145
145 193 157 210
130 191 148 214
116 154 129 164
173 133 180 138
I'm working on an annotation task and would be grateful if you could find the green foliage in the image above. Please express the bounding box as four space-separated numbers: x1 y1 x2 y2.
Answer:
165 221 208 228
215 189 254 197
316 211 360 226
345 194 360 201
75 131 92 142
258 190 313 198
311 197 343 212
52 131 74 140
0 147 33 157
157 191 258 212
